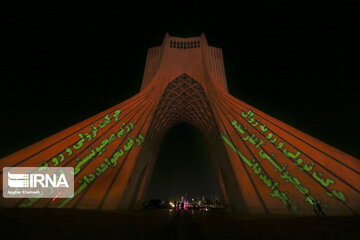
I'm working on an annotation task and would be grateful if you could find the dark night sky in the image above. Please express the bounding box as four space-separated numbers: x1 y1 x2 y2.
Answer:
1 1 359 200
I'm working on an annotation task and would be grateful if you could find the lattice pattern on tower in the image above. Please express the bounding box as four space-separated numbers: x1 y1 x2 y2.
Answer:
147 73 218 141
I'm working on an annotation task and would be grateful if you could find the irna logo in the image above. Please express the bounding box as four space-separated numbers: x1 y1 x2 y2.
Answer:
8 172 69 188
3 167 74 198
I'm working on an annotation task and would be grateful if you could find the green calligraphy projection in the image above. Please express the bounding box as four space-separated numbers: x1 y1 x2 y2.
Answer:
240 110 347 203
57 133 145 208
230 120 321 208
38 109 122 170
220 108 356 214
72 122 135 175
2 110 120 204
17 106 145 208
19 125 144 208
220 132 296 211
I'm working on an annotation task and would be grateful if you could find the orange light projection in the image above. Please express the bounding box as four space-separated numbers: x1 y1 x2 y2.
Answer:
1 33 359 215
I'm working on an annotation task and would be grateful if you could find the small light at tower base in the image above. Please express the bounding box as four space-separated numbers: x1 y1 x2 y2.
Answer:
52 191 62 201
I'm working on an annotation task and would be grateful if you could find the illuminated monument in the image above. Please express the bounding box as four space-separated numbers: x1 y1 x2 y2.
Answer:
1 33 359 215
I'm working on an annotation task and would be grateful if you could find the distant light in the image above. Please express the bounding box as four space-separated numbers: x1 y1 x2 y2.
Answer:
52 191 62 201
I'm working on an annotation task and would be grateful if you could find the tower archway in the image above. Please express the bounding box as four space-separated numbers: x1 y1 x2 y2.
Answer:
122 74 246 211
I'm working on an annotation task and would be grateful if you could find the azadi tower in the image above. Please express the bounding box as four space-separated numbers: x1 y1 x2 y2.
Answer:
1 33 359 215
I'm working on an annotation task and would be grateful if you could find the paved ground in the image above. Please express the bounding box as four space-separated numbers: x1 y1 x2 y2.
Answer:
193 211 360 240
1 208 359 240
157 210 206 240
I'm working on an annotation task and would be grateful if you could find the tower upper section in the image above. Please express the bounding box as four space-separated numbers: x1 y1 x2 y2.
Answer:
140 33 228 92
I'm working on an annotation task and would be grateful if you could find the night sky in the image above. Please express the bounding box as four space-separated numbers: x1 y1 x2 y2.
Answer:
2 1 359 200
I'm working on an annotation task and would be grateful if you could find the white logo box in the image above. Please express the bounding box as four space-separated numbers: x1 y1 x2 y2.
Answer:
3 167 74 198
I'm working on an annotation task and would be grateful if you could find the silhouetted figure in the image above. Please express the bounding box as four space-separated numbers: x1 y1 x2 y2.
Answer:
313 200 325 217
144 199 162 209
312 202 317 215
181 201 184 211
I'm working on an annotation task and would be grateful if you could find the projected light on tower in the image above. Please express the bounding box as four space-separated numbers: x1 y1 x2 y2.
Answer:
1 33 359 215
